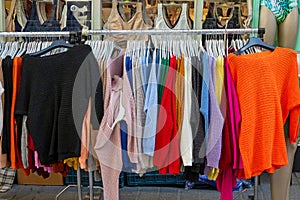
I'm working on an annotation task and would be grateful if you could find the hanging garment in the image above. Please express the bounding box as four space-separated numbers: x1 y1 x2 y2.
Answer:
15 45 100 165
0 80 4 136
199 51 210 159
154 55 180 175
190 56 205 165
94 50 138 200
121 56 137 171
207 56 226 180
216 58 242 200
131 52 153 174
10 57 24 170
103 0 151 49
80 58 104 171
206 55 224 170
180 56 193 166
152 3 191 42
2 57 13 158
183 55 206 183
79 98 92 171
143 49 158 156
175 56 184 146
0 59 7 168
228 47 300 179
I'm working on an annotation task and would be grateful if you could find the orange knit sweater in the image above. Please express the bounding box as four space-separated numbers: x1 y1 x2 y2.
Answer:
228 47 300 179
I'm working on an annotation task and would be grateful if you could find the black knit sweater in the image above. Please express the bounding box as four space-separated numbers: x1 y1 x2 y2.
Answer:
15 45 101 165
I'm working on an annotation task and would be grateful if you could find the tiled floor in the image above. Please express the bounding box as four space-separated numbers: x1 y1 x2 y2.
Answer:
0 173 300 199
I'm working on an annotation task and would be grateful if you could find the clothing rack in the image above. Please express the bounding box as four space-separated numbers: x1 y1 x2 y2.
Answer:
0 28 264 200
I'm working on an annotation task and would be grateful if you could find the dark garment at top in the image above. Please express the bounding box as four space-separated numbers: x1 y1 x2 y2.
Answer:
15 45 100 165
23 1 60 32
2 57 13 157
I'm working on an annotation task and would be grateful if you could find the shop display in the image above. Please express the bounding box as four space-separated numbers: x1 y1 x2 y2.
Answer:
0 1 300 200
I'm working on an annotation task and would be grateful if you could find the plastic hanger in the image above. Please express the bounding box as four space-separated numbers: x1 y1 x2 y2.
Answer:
186 40 191 57
17 41 28 57
167 40 171 58
95 40 100 60
146 41 151 66
6 41 16 58
1 42 12 59
186 40 192 57
96 40 103 61
0 42 5 55
30 40 74 56
218 37 225 56
181 40 188 58
238 37 244 50
212 38 219 58
234 37 275 55
6 41 15 58
206 37 213 57
27 41 34 54
16 42 24 57
10 41 20 58
100 40 107 61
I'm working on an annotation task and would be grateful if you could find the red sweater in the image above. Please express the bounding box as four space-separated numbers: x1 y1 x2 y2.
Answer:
154 55 180 175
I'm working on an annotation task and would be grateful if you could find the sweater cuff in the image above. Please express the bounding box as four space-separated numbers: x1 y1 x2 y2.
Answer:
289 107 300 144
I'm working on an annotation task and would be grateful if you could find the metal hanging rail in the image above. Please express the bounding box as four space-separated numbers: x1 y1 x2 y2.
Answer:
86 28 265 35
0 28 265 38
0 31 72 38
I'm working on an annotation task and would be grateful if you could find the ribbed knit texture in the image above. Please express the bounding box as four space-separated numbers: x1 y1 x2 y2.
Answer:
228 47 300 179
15 45 100 165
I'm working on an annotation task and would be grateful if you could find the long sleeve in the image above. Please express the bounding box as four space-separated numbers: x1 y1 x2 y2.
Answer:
206 57 224 169
154 56 180 175
228 47 300 179
143 52 158 156
180 57 193 166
